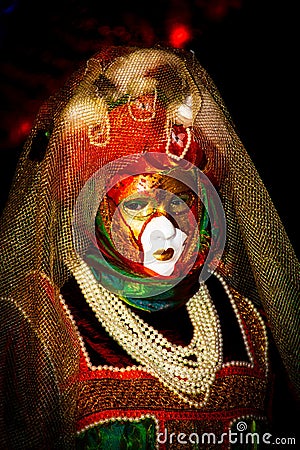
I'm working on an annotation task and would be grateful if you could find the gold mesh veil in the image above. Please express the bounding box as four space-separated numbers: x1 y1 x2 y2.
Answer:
0 45 299 445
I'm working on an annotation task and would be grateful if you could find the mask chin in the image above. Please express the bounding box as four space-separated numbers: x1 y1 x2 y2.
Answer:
140 215 187 276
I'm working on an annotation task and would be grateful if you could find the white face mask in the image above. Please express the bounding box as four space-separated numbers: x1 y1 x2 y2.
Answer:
140 215 187 276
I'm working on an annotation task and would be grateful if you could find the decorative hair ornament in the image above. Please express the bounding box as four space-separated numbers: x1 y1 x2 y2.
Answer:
164 93 197 161
88 115 111 147
176 94 194 127
166 125 192 161
127 90 157 122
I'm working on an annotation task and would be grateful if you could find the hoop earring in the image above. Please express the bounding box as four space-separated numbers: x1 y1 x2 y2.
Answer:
127 89 157 122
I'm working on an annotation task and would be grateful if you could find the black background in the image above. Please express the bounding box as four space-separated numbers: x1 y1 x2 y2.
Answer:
0 0 298 256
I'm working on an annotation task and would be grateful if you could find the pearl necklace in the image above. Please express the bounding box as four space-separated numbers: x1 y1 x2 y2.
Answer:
71 258 223 407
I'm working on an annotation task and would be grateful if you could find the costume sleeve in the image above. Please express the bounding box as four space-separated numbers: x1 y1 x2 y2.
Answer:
0 297 68 448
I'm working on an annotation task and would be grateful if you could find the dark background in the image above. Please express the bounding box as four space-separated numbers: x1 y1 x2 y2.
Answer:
0 0 298 256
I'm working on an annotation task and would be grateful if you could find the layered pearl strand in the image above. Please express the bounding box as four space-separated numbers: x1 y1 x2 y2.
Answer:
71 258 223 407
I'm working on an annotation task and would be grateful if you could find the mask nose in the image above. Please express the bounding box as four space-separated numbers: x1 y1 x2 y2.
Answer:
141 216 177 253
150 217 176 241
140 215 187 276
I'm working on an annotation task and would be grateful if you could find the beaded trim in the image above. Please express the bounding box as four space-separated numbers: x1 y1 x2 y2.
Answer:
213 271 268 377
229 414 267 428
77 412 159 446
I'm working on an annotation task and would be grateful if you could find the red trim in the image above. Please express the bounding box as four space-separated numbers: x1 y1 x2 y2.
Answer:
79 350 154 381
76 406 265 433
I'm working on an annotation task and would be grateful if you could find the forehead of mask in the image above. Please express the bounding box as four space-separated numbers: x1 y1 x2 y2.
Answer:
108 173 195 203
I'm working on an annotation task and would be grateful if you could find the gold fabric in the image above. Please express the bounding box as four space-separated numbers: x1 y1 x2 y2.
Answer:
0 45 299 446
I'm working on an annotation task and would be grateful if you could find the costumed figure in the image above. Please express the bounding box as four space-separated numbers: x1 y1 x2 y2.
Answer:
0 46 299 449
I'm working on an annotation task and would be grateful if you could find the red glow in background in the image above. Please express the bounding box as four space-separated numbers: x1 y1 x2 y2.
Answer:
169 24 191 48
0 0 243 152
